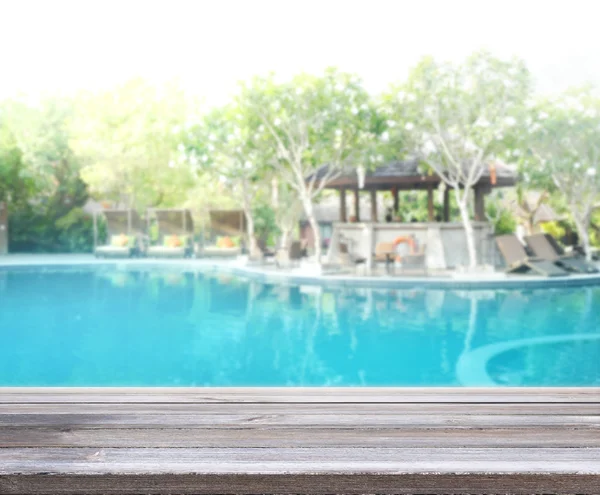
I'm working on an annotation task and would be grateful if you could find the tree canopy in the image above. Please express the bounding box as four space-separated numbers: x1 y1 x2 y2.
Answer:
382 52 532 267
71 79 198 210
0 57 599 261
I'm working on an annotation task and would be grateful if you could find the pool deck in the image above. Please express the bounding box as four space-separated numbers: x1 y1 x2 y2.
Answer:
3 253 600 289
0 387 599 494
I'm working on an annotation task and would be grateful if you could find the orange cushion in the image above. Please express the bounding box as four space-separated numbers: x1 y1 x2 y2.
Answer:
111 234 129 247
217 236 235 248
164 235 183 248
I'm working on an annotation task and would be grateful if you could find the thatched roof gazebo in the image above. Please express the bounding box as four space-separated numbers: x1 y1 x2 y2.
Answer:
313 159 517 223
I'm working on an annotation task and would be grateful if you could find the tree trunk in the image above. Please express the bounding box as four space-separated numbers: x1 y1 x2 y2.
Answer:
573 213 592 262
244 208 256 254
301 194 322 264
280 228 292 250
455 188 477 269
241 183 256 255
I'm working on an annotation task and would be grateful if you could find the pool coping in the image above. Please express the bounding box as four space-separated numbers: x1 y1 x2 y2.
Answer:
2 254 600 289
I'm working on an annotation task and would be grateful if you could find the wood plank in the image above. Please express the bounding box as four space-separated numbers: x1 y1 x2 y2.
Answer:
1 388 598 494
2 426 598 448
1 447 599 475
1 413 598 428
2 402 598 415
2 473 599 495
1 387 598 403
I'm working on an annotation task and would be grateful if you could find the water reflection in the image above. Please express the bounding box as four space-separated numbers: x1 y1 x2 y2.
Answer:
0 268 598 386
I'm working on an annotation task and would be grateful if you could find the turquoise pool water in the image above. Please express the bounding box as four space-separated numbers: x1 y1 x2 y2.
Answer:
0 267 599 387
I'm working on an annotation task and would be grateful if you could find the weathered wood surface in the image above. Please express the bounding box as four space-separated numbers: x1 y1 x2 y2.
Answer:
1 386 598 402
0 388 598 494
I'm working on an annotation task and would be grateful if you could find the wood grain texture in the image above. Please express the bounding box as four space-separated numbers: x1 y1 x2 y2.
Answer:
0 387 598 494
2 473 599 495
2 413 598 428
2 426 598 448
1 386 598 403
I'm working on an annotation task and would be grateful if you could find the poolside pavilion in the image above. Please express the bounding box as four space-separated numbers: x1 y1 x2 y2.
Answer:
311 159 517 271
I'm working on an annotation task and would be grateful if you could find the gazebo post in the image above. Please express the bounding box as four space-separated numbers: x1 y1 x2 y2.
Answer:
427 186 434 222
393 188 399 218
474 185 486 221
340 188 347 222
370 189 377 222
353 188 360 222
443 187 450 222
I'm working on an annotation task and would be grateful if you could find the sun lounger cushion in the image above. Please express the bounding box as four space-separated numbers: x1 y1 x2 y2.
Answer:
163 235 188 248
111 234 134 247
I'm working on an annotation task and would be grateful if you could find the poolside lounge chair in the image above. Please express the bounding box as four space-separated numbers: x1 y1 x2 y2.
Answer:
146 209 194 258
94 209 146 258
573 245 600 260
495 234 570 277
524 233 599 274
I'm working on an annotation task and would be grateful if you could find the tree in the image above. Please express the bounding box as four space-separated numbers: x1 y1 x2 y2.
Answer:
0 96 95 252
185 104 272 254
382 52 531 269
237 69 383 263
71 79 197 210
271 177 303 248
523 88 600 261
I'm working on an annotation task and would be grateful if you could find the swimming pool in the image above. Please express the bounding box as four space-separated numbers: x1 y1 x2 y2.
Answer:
1 266 599 387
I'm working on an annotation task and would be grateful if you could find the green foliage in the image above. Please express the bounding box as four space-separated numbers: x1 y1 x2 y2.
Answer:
486 202 517 235
55 208 95 252
381 52 532 267
382 52 531 176
520 88 600 256
0 96 95 253
590 210 600 248
253 202 279 244
394 192 431 222
71 79 198 209
1 63 599 258
239 68 384 179
541 221 567 243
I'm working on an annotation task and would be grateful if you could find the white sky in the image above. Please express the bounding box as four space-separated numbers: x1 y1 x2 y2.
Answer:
1 0 599 103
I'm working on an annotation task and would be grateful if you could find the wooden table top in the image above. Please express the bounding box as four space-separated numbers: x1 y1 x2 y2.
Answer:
0 387 598 494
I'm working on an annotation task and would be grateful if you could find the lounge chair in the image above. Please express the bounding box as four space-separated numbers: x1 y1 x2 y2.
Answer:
524 233 598 274
495 234 570 277
146 209 194 258
573 245 600 260
94 209 146 258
